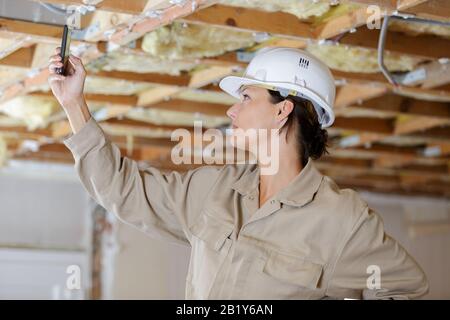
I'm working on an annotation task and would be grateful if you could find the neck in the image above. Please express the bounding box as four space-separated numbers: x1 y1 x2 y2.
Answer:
258 131 303 206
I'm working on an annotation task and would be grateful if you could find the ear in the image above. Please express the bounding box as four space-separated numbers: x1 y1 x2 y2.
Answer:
275 99 294 125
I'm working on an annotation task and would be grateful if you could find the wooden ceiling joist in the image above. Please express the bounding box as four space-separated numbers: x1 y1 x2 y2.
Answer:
28 0 150 15
1 0 449 197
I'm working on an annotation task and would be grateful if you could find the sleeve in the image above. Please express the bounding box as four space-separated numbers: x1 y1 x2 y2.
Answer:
63 116 222 246
325 206 429 300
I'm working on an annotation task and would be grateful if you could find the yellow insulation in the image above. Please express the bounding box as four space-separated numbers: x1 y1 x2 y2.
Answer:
87 50 198 76
390 19 450 39
84 76 153 95
126 108 229 128
0 96 59 130
306 43 423 73
142 22 256 60
219 0 331 19
175 89 238 105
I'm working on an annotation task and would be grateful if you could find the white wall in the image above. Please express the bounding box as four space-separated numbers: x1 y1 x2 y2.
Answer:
107 223 189 299
0 161 92 299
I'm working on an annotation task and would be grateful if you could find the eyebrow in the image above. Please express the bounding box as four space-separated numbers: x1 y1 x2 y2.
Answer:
238 86 249 94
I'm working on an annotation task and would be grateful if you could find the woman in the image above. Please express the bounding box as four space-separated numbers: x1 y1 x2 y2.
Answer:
48 47 428 299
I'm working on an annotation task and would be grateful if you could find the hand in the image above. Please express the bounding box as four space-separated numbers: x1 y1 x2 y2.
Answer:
48 47 87 110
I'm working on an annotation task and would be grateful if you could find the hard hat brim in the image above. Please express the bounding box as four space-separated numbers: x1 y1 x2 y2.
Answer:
219 75 334 128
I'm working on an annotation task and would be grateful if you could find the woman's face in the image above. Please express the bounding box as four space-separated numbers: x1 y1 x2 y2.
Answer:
226 85 291 151
227 85 278 131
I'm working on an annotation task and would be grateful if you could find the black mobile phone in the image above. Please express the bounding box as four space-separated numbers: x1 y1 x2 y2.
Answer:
56 25 71 75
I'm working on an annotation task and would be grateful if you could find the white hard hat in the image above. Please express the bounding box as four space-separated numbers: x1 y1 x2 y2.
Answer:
219 47 336 128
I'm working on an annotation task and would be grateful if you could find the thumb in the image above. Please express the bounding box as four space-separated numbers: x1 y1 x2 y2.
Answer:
68 55 86 74
69 54 82 64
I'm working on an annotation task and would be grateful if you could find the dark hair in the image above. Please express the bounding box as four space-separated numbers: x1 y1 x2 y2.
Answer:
268 90 328 167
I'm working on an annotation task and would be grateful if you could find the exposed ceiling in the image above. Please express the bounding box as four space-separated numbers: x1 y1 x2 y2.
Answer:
0 0 449 197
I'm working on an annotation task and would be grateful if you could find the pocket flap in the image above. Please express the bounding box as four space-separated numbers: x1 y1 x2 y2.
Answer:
263 251 323 289
189 212 233 251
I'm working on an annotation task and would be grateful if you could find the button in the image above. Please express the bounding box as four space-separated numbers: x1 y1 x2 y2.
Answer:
248 196 254 200
270 200 276 204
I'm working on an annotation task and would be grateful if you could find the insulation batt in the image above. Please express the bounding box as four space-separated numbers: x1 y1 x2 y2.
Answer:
87 50 198 76
219 0 331 19
84 76 153 95
306 43 422 73
0 96 59 130
141 22 256 60
126 108 229 128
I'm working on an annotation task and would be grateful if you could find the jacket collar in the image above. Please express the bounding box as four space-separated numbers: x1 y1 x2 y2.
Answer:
231 159 323 207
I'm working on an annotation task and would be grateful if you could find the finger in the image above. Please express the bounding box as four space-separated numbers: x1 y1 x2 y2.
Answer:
49 55 62 64
69 56 86 74
54 47 61 55
69 55 82 65
48 74 66 83
49 62 64 74
49 58 62 68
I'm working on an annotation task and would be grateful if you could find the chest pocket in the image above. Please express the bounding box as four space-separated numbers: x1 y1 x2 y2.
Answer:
263 251 323 290
242 250 324 299
189 211 234 251
186 210 234 299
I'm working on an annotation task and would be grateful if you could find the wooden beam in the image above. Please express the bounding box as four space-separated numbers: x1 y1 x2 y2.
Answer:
346 0 397 9
182 4 315 39
349 94 450 119
0 45 36 68
335 84 388 108
147 99 229 116
394 115 450 135
0 18 63 40
109 0 216 45
29 91 139 106
27 0 149 15
403 0 450 21
336 24 450 60
0 1 214 104
347 0 429 10
333 116 395 133
408 125 450 142
313 5 385 40
91 70 191 86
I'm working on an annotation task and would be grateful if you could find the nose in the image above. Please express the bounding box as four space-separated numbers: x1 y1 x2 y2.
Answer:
226 103 239 120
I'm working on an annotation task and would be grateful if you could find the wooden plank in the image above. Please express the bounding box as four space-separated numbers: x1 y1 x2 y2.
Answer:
333 116 395 133
0 45 36 68
350 94 450 119
335 84 388 108
29 91 139 106
147 99 229 116
182 4 314 39
336 24 450 60
91 70 191 86
0 18 63 39
313 5 383 40
394 115 450 135
347 0 429 10
109 0 216 45
403 0 450 21
0 1 214 104
27 0 149 15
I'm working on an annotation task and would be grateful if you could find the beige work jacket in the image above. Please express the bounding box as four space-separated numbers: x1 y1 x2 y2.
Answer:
64 116 429 300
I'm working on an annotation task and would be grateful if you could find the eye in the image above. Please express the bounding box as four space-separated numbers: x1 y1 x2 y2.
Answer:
242 94 250 101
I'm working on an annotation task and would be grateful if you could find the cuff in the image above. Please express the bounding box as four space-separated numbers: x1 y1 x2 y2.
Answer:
63 116 106 157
